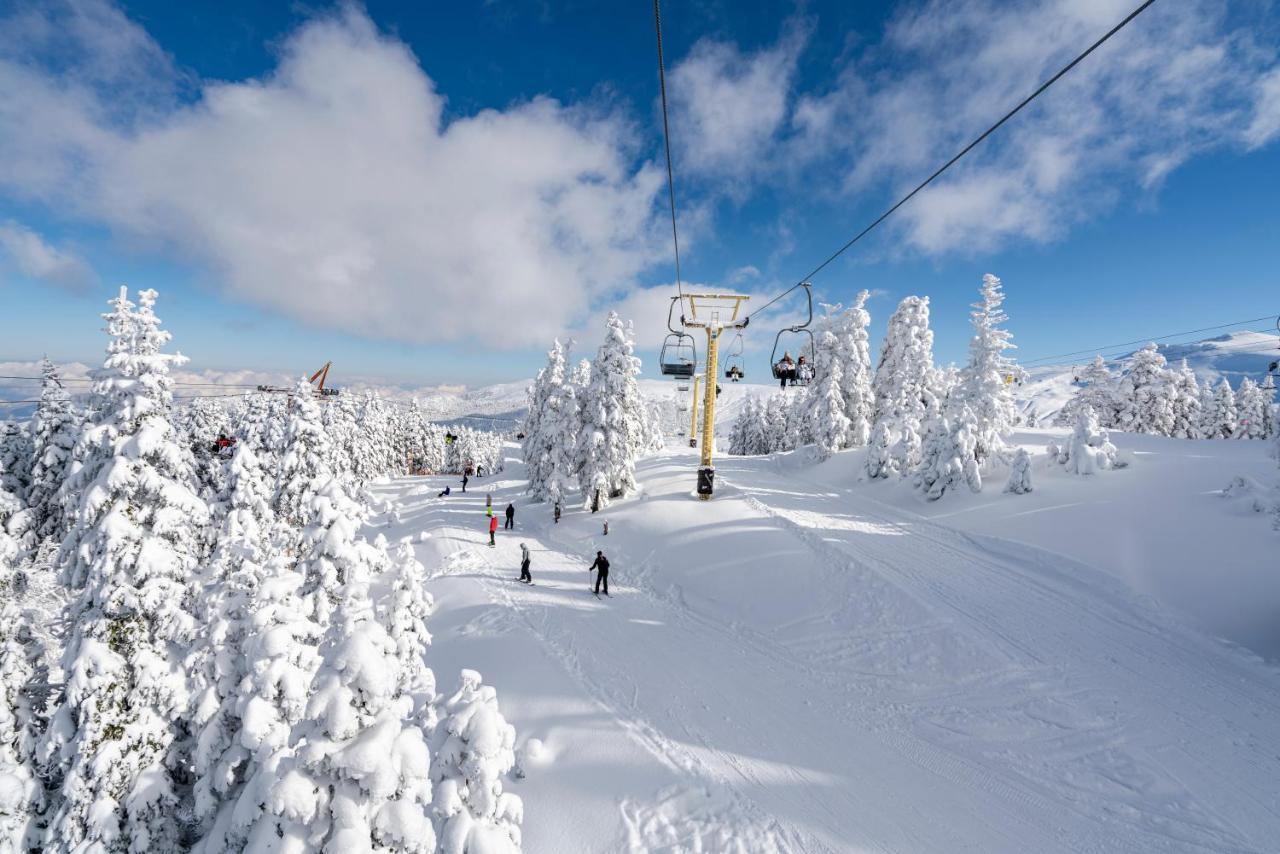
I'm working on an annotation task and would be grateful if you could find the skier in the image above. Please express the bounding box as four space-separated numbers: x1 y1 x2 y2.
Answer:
437 485 452 498
461 473 469 493
588 551 610 596
488 513 498 547
505 503 515 530
485 493 492 511
554 502 561 524
602 519 609 536
519 542 532 584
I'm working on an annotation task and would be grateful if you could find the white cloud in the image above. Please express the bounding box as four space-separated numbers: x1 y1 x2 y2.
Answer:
0 3 667 348
0 222 98 292
1245 67 1280 149
792 0 1279 254
668 21 809 184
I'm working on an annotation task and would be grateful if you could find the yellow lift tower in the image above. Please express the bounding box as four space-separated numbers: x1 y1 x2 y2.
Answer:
676 293 750 499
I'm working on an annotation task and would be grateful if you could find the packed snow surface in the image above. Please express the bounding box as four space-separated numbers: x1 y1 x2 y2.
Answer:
373 436 1280 853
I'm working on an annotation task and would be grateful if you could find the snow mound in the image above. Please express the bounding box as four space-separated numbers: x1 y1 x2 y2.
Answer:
621 785 798 854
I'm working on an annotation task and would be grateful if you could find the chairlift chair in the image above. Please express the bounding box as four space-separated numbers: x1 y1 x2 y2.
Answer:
659 297 698 378
723 332 746 381
769 283 816 386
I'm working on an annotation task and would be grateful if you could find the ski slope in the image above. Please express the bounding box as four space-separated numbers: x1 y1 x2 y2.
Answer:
371 443 1280 853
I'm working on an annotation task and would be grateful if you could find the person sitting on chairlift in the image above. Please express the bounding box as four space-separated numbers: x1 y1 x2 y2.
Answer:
795 355 813 386
727 365 743 382
775 351 795 389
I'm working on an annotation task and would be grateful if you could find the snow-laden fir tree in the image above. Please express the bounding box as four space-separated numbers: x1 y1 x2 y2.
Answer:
0 603 44 849
1203 379 1237 439
1169 359 1202 439
523 341 568 501
26 358 80 547
1004 447 1033 494
287 537 436 852
829 291 875 447
215 551 323 851
576 313 649 509
273 379 335 538
1115 343 1175 436
868 296 935 478
187 441 277 842
431 669 523 854
1234 377 1269 440
383 541 437 727
1048 407 1122 475
41 287 211 853
0 421 32 555
954 274 1019 467
915 398 981 500
781 387 809 452
178 397 233 502
1057 356 1118 428
803 331 851 460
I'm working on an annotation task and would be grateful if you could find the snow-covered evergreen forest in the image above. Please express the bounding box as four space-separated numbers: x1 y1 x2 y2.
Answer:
0 289 522 852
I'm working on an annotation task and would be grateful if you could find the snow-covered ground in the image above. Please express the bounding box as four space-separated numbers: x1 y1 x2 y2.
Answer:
371 437 1280 853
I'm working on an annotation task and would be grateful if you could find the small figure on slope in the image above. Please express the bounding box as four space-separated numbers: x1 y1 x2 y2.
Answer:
488 514 498 548
588 551 610 597
504 503 515 530
518 544 532 584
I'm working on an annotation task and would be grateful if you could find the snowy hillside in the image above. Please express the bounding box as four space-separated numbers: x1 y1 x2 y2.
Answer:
1017 330 1280 425
373 432 1280 853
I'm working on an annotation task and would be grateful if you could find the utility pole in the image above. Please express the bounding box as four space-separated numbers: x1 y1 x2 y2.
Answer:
688 375 700 447
675 294 749 499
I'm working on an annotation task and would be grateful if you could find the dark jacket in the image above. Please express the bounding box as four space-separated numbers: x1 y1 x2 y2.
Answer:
590 555 610 573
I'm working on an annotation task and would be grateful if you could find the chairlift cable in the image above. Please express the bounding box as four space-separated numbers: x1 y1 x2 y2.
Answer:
653 0 685 303
742 0 1159 326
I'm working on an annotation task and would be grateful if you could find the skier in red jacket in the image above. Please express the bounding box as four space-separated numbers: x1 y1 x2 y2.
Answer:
488 513 498 547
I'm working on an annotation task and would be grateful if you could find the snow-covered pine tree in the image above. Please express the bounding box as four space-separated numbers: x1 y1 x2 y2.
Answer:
384 540 437 728
178 397 233 500
273 379 336 538
1047 407 1122 475
1057 356 1118 428
1169 359 1202 439
0 421 33 555
0 602 44 849
215 551 323 851
781 387 809 452
1004 447 1033 494
915 398 981 500
187 440 277 842
763 394 789 455
576 313 647 508
727 398 752 456
831 291 875 447
955 274 1019 467
868 296 935 478
523 341 567 501
803 331 851 460
288 539 436 852
26 358 80 547
1234 377 1268 440
1115 344 1176 436
430 669 522 854
41 287 210 852
1204 379 1238 439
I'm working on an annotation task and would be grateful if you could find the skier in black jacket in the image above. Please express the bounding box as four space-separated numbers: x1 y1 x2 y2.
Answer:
504 503 515 529
588 551 610 596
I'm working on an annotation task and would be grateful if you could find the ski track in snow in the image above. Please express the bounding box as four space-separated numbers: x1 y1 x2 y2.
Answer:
375 448 1280 854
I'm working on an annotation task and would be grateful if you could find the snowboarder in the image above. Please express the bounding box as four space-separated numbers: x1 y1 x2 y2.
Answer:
519 542 532 583
486 492 492 510
477 464 484 477
554 502 561 524
602 520 609 536
588 551 610 596
488 514 498 547
505 503 515 530
437 485 452 498
461 474 469 492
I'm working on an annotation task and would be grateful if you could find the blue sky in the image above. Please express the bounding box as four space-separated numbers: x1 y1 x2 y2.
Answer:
1 0 1277 388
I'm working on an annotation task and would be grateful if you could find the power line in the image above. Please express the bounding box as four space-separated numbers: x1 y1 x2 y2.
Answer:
744 0 1159 324
652 0 685 302
1020 314 1277 366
